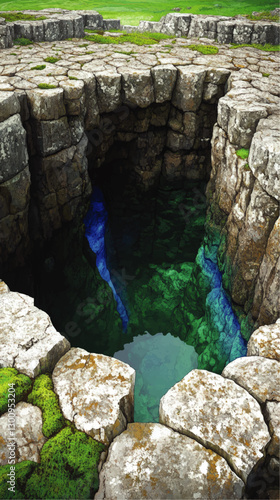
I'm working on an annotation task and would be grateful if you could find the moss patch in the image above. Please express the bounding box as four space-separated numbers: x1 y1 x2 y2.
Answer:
27 374 65 438
0 461 36 499
187 44 219 54
246 11 279 22
30 64 46 70
14 37 33 46
37 83 57 89
262 72 270 77
25 426 105 499
236 148 249 159
44 56 60 63
0 367 32 416
230 43 280 52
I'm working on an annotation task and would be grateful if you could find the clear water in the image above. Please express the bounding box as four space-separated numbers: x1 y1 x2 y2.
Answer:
114 332 198 422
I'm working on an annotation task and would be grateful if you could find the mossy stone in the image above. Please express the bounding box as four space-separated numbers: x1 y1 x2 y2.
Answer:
0 368 32 416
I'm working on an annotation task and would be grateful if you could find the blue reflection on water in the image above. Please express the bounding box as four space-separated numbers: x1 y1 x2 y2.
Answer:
84 186 129 331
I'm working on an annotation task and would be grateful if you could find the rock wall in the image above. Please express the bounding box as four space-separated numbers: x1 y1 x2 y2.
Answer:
0 9 279 49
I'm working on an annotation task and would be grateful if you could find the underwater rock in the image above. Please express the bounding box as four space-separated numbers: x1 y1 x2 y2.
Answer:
52 347 135 445
159 369 270 482
247 320 280 361
95 422 244 500
0 402 46 465
0 287 70 378
222 356 280 403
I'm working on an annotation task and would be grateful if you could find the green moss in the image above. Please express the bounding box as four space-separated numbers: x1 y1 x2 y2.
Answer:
79 43 89 47
243 163 251 171
0 12 46 22
0 367 32 416
25 427 105 499
14 37 33 46
10 52 17 56
0 461 37 499
30 64 46 70
188 44 219 54
236 148 249 159
44 56 60 63
69 76 78 80
27 374 65 438
114 49 135 55
262 72 270 77
246 11 279 22
37 83 57 89
230 43 280 52
84 31 173 46
85 51 94 54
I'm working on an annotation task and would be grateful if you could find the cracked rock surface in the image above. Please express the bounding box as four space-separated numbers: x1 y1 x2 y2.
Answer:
0 288 70 378
95 422 244 500
52 347 135 445
0 402 46 465
159 369 270 482
222 356 280 403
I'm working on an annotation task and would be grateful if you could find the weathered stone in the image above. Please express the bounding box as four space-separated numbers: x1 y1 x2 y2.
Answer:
121 69 154 108
222 356 280 403
52 347 135 445
27 88 66 120
59 79 84 100
0 289 70 378
0 402 47 465
159 369 271 482
247 322 280 361
0 91 20 122
68 70 99 129
249 115 280 201
0 114 28 183
266 401 280 458
95 71 121 113
172 65 207 112
151 64 177 103
167 129 194 151
0 165 30 218
95 423 244 500
0 280 9 294
33 116 71 156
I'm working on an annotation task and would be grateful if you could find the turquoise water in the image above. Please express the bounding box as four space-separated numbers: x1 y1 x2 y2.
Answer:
114 332 198 422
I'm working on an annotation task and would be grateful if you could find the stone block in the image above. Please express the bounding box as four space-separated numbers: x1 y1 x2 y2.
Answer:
0 114 28 183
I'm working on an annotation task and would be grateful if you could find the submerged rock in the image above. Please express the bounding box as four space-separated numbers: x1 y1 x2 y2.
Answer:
52 347 135 445
95 422 244 499
159 369 270 482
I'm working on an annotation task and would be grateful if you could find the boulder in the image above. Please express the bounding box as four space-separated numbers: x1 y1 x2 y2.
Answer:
247 321 280 361
222 356 280 403
95 422 244 499
52 347 135 445
266 401 280 458
159 369 270 482
0 402 47 465
0 290 70 378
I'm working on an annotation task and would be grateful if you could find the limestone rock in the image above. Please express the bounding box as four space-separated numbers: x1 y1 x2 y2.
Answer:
121 69 154 108
0 289 70 378
52 347 135 445
247 322 280 361
151 64 177 103
172 65 207 112
266 401 280 458
95 70 121 113
33 116 71 156
222 356 280 403
159 369 270 482
0 281 9 294
27 88 66 120
0 91 20 122
0 402 47 465
95 422 244 500
0 114 29 183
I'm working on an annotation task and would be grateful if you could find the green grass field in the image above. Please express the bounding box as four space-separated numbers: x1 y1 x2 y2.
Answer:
0 0 278 26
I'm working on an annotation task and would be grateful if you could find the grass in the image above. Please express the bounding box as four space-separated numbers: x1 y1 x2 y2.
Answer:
0 11 46 21
84 30 173 45
0 1 278 26
187 44 219 54
230 42 280 51
246 10 279 21
14 37 33 45
236 148 249 159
